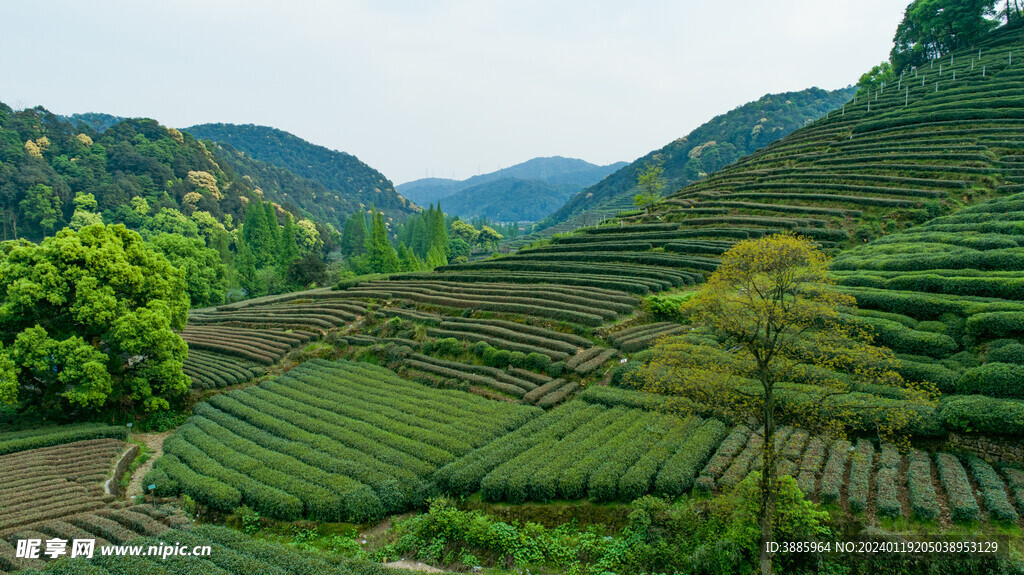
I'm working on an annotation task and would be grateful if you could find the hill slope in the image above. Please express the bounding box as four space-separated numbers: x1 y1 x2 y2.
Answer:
398 156 626 221
185 123 416 228
530 86 858 236
0 105 304 241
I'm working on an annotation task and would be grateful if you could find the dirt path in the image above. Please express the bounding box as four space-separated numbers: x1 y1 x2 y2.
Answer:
125 431 172 499
383 560 446 573
104 444 139 496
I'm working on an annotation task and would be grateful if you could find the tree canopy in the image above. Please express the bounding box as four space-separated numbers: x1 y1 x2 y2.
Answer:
891 0 999 72
0 224 190 416
633 234 937 575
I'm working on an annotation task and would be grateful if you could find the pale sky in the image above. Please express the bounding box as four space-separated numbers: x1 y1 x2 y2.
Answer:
1 0 909 184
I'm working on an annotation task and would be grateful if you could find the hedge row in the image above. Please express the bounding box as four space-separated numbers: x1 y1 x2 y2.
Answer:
444 316 594 347
576 385 667 411
436 320 579 355
573 348 619 375
701 425 752 480
377 281 637 313
536 382 580 408
847 440 874 513
965 456 1019 523
417 270 660 294
441 261 697 288
523 379 569 404
344 289 607 326
0 424 129 456
566 347 605 370
155 360 539 520
907 450 940 520
428 327 569 361
433 403 603 495
935 453 981 523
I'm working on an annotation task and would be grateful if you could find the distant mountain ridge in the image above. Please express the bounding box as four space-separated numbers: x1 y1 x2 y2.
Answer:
184 123 415 228
399 156 626 221
532 86 858 233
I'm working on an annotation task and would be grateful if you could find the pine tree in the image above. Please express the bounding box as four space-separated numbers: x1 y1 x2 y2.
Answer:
425 243 447 269
396 242 420 272
278 213 300 266
234 232 257 293
263 201 280 250
429 204 450 258
242 200 274 268
365 210 400 273
341 211 368 257
409 214 428 258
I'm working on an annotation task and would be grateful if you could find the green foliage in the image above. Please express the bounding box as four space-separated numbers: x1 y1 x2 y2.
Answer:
633 161 666 213
156 359 539 521
0 224 189 416
147 232 227 307
956 363 1024 398
19 183 61 237
938 394 1024 435
891 0 999 72
644 291 696 321
857 61 896 97
364 209 400 273
186 123 413 230
0 422 128 455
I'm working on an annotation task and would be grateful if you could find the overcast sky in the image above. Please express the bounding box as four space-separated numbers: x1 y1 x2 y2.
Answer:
2 0 909 184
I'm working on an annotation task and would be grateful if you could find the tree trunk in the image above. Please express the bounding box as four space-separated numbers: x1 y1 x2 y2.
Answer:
759 375 776 575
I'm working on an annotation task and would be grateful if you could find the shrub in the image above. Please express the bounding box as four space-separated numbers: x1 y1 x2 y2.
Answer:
965 456 1019 523
654 419 727 496
526 352 552 372
938 395 1024 436
875 466 903 518
966 312 1024 340
935 454 980 523
819 440 851 505
894 355 959 392
509 351 527 368
988 343 1024 365
546 361 565 378
955 363 1024 399
907 450 939 520
847 440 874 513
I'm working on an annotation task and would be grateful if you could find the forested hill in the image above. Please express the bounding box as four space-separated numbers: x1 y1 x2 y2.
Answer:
0 103 340 245
185 123 415 228
398 156 626 221
533 86 857 232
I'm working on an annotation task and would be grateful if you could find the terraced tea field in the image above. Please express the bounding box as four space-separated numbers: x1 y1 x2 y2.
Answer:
435 400 726 503
148 359 541 521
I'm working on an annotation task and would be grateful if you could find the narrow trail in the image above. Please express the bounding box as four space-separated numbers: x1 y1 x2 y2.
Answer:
104 445 139 496
125 431 172 499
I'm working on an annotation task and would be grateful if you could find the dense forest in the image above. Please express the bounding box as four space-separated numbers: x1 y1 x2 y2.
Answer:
185 123 415 229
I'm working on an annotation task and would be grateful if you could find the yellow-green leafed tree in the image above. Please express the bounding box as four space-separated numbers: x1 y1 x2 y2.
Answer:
634 234 937 575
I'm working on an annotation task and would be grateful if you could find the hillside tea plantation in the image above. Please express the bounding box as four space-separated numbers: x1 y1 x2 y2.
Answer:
147 360 541 522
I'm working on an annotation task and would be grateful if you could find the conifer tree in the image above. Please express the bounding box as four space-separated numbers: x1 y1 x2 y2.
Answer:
365 209 400 273
341 210 368 257
234 232 257 293
429 206 450 258
242 200 274 268
409 214 427 258
278 213 300 266
263 200 280 250
396 242 420 272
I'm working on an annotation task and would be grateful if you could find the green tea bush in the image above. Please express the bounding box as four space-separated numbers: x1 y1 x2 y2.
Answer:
955 363 1024 398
